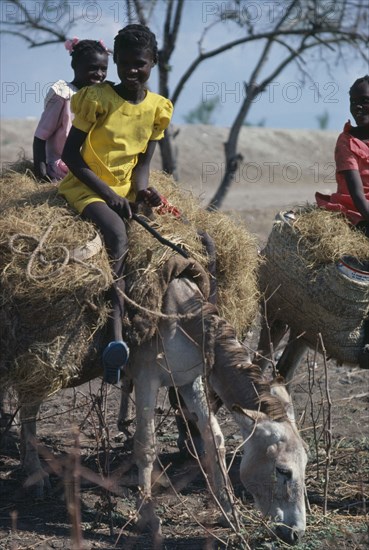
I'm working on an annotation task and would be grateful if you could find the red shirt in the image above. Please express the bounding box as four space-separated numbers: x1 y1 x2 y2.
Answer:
316 121 369 224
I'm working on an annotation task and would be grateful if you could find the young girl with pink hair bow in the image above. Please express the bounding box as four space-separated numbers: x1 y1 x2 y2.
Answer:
33 38 109 182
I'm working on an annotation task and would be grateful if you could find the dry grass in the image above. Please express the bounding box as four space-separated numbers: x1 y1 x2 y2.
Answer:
0 172 112 298
284 206 369 267
147 172 260 338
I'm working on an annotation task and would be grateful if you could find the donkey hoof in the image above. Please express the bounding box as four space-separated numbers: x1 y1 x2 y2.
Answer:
217 508 239 528
135 501 162 535
217 513 231 528
135 514 162 535
117 418 134 438
24 474 51 499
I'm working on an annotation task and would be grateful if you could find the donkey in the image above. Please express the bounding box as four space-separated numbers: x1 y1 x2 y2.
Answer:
255 222 369 381
5 274 309 545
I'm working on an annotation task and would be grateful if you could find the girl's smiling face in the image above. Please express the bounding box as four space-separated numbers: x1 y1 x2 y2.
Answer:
73 51 109 89
115 48 155 93
350 80 369 128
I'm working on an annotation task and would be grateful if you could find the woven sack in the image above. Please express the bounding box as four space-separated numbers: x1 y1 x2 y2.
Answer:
260 212 369 364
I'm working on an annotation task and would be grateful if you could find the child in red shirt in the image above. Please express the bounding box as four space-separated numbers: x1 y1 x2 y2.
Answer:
316 76 369 235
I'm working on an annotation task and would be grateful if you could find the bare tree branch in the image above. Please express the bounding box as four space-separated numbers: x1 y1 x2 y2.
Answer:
158 0 184 98
132 0 149 25
171 25 366 106
0 0 80 46
207 0 368 208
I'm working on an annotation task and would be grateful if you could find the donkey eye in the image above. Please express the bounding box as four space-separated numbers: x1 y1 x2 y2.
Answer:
276 467 292 479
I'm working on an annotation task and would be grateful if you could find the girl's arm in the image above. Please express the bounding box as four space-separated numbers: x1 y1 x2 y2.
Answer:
34 91 65 180
33 137 48 180
62 127 131 218
344 169 369 221
132 141 161 206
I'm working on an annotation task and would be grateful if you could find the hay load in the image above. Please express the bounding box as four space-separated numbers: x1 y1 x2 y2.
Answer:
0 170 259 398
0 171 112 396
125 172 260 341
261 207 369 364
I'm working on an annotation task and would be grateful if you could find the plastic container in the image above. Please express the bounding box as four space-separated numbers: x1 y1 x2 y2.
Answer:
337 256 369 283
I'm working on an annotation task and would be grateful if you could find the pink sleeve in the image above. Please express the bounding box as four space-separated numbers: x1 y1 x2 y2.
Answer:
34 93 65 140
335 134 359 172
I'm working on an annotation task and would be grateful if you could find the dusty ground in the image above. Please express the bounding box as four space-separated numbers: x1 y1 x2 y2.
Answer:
0 121 368 549
1 352 368 549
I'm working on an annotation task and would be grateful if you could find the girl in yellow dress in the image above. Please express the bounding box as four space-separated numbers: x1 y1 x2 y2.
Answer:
59 24 173 384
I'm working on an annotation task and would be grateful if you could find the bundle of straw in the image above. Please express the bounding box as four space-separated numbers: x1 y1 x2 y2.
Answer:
0 172 111 397
1 170 259 398
144 172 260 338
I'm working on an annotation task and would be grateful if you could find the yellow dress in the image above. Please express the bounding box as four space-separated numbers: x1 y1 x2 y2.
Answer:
58 82 173 213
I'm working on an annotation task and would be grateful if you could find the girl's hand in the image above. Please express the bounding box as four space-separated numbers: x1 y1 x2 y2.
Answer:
106 194 132 219
136 186 162 207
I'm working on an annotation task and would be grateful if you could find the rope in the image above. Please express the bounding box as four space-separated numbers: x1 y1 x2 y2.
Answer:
118 287 201 321
8 224 107 282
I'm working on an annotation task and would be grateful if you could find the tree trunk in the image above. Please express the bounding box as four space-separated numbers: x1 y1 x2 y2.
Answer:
207 87 257 210
207 152 243 211
159 126 178 179
157 55 178 178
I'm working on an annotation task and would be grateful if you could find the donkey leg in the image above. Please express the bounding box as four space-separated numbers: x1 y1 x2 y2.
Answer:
117 376 135 437
168 386 204 458
179 376 235 526
276 330 308 384
20 399 51 498
133 375 162 535
0 388 13 430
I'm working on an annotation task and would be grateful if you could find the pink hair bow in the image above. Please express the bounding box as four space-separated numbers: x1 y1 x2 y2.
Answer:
99 39 108 52
64 37 79 54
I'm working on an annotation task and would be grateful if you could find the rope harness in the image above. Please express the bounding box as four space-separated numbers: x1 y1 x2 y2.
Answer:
8 223 107 283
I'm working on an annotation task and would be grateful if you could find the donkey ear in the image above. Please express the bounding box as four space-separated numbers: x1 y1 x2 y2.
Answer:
232 404 268 423
270 379 296 423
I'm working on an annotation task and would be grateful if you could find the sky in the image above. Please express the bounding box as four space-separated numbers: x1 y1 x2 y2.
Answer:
1 0 368 131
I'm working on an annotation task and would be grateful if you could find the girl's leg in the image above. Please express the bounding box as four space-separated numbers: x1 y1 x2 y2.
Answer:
82 202 129 382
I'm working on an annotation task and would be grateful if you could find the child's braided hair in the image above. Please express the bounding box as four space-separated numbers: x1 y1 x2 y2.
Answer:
350 75 369 94
113 24 158 64
65 38 109 69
